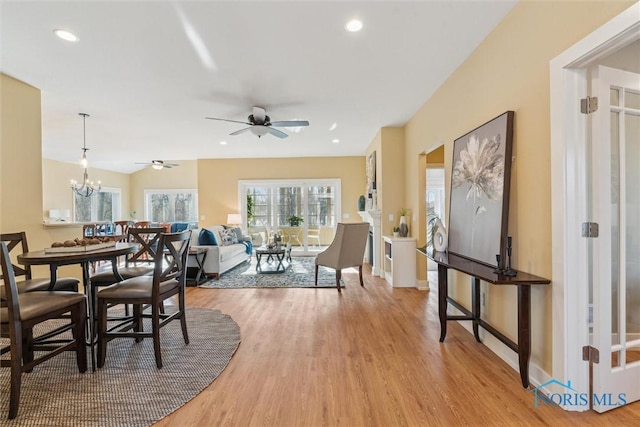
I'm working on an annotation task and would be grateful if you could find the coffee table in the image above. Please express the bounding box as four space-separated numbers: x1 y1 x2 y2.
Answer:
255 244 291 274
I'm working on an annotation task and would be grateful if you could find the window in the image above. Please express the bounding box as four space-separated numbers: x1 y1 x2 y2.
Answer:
144 189 198 225
73 188 121 222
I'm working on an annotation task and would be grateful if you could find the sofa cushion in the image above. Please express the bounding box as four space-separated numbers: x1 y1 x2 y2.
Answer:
219 228 238 246
198 228 217 246
219 244 247 262
231 227 244 242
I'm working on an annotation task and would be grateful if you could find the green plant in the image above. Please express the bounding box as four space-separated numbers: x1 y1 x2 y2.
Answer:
287 215 304 227
246 194 254 223
399 208 408 217
393 226 400 233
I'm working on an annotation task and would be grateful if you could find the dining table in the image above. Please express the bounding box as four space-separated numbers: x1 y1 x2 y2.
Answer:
17 242 138 370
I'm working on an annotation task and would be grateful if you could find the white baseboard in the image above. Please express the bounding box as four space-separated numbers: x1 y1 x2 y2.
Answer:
416 279 429 291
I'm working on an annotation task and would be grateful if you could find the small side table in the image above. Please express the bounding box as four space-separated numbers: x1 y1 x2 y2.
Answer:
186 247 208 286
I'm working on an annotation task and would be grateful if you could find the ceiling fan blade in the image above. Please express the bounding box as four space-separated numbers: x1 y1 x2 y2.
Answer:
253 106 266 124
229 127 252 136
270 120 309 127
205 117 251 125
267 127 288 139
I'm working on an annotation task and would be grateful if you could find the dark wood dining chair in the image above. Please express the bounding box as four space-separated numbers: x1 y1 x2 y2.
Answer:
113 220 133 242
1 242 87 419
90 227 165 310
0 232 79 296
97 230 191 369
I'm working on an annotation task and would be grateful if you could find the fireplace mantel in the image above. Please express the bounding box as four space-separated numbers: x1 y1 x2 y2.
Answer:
357 210 383 277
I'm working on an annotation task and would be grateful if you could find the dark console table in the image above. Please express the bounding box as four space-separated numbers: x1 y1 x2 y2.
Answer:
418 247 550 388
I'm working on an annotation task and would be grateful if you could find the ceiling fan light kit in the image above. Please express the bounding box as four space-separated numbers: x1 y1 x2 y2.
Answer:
206 106 309 139
134 160 179 170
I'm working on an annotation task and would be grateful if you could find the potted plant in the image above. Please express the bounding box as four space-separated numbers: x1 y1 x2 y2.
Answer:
393 226 400 237
287 215 304 227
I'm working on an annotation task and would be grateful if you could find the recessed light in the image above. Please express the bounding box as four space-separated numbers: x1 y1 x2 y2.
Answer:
332 139 340 144
329 122 337 131
54 29 79 42
345 19 363 32
220 141 228 145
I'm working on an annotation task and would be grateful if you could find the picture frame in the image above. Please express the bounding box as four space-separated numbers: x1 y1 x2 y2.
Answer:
447 111 514 267
366 151 376 195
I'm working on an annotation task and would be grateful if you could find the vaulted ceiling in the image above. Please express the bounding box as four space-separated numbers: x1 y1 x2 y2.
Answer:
1 1 517 173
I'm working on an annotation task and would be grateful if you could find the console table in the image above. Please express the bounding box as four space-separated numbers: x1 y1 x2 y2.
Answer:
418 247 550 388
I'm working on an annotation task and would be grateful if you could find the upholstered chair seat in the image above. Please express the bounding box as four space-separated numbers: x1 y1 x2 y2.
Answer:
98 276 179 299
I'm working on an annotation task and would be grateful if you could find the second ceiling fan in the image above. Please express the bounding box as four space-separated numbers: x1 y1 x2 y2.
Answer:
206 106 309 139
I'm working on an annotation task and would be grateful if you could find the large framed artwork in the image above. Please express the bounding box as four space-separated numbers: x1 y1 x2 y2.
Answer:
447 111 514 267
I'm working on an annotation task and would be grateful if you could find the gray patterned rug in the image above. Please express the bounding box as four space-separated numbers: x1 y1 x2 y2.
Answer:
0 307 241 426
199 256 346 288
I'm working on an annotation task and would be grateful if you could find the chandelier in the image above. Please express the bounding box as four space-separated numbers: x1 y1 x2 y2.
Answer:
70 113 101 197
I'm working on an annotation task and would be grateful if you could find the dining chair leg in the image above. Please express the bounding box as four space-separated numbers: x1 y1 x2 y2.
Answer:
314 265 319 286
336 269 342 292
9 328 23 419
179 290 189 345
359 265 365 287
97 299 108 369
152 304 162 369
133 304 143 343
21 329 34 371
73 303 88 373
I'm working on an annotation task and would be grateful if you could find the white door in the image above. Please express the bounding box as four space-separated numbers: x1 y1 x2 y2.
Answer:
591 65 640 412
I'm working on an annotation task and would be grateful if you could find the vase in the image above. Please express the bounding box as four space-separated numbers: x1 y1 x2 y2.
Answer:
399 216 408 237
433 219 448 252
358 195 366 211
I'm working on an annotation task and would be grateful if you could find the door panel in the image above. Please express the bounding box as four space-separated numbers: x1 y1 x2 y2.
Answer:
591 65 640 412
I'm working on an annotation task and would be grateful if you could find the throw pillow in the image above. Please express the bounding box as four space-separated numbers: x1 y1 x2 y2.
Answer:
198 228 217 246
219 228 238 246
232 227 244 242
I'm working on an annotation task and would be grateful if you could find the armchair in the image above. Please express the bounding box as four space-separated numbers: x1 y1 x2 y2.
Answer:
314 222 369 292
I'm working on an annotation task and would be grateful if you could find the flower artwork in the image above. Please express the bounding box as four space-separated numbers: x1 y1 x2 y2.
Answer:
448 111 514 267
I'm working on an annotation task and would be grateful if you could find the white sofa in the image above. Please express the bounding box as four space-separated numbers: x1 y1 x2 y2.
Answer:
189 225 251 279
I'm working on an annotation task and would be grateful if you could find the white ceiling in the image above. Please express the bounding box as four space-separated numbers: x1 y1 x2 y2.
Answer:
1 1 517 173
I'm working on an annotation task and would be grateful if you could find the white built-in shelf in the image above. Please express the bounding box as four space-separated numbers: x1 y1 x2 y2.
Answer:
382 235 417 287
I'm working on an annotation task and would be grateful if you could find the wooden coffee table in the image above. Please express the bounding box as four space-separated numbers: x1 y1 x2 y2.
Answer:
255 244 291 274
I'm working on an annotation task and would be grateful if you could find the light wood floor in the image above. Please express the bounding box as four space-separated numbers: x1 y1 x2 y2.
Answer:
155 265 640 427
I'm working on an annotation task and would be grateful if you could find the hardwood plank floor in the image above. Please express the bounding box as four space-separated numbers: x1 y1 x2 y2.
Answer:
156 265 640 426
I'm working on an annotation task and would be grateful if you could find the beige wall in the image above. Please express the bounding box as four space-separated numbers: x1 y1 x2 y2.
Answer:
403 0 635 375
43 158 131 221
1 74 44 245
129 160 198 221
197 157 365 227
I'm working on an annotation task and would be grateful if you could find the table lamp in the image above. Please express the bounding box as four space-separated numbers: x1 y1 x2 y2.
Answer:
227 213 242 227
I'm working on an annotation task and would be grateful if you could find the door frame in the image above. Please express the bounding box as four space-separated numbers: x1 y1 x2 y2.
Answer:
550 3 640 411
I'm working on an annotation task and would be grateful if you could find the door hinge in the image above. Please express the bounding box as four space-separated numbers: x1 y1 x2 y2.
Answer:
582 222 599 238
582 345 600 364
580 96 598 114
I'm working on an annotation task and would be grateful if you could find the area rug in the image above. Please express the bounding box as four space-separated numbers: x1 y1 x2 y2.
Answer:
0 307 241 426
199 256 347 288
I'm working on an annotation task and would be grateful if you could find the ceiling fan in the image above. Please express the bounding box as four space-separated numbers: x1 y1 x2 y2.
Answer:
135 160 179 170
206 106 309 139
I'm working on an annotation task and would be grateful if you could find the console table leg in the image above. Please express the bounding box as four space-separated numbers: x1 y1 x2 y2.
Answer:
517 285 531 388
438 264 448 342
472 277 481 343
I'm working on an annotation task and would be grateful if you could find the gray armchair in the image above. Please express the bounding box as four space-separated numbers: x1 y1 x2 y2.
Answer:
314 222 369 292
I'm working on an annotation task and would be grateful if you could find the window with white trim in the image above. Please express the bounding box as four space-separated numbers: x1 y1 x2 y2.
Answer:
144 189 198 225
73 187 122 222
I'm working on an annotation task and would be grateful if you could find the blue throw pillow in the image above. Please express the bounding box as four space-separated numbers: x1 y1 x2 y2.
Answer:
171 222 190 232
198 228 217 246
232 227 244 242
